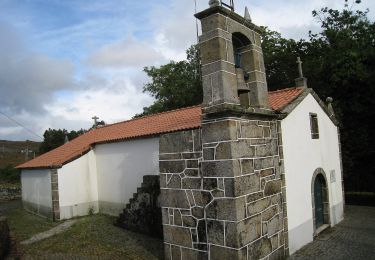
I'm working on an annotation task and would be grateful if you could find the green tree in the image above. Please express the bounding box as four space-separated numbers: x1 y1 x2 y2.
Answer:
39 128 86 154
138 3 374 192
136 45 202 117
307 6 375 192
261 5 375 192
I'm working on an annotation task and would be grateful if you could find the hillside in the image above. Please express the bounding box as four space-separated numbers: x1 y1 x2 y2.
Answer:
0 140 41 168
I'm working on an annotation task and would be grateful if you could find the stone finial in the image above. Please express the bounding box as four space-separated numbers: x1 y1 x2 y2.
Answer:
244 6 252 21
296 57 303 78
209 0 220 7
326 97 335 116
295 57 308 88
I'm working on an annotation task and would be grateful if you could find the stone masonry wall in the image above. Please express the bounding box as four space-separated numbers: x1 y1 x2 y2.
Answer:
51 169 60 221
159 129 209 259
0 186 21 201
159 117 289 259
200 116 288 259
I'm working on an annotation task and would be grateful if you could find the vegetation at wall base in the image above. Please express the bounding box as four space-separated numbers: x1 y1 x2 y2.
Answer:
345 192 375 207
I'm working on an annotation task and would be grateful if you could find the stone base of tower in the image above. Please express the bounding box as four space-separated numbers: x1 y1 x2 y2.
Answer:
159 110 289 259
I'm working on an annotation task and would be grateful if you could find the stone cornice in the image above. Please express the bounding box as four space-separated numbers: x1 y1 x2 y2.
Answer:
195 6 264 34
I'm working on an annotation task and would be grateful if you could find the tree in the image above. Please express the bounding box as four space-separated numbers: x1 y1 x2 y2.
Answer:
262 5 375 192
307 6 375 192
39 128 86 154
136 45 202 117
139 3 374 192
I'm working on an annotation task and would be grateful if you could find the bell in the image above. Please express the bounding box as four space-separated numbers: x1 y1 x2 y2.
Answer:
236 68 249 92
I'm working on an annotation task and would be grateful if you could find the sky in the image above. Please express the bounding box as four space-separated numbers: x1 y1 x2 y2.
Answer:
0 0 374 141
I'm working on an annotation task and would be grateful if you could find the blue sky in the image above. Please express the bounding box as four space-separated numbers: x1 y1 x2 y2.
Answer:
0 0 374 141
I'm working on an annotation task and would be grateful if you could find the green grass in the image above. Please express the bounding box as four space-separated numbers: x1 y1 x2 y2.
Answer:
3 205 163 259
22 214 164 259
5 208 58 241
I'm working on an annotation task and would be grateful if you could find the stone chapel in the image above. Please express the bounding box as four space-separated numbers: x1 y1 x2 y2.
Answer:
18 1 344 259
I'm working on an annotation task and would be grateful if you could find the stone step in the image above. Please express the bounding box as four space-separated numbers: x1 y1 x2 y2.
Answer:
116 174 162 238
142 175 160 187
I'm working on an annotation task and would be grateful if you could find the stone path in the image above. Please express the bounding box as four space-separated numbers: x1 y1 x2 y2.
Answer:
289 205 375 260
20 219 77 245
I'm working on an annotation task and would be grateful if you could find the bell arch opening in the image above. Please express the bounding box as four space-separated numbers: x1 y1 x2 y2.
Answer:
232 32 252 107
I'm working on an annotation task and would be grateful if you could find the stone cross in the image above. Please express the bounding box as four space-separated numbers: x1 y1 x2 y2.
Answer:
297 57 304 78
92 116 99 127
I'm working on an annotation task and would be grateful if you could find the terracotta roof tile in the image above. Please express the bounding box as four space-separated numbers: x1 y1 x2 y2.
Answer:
17 87 304 169
269 87 304 111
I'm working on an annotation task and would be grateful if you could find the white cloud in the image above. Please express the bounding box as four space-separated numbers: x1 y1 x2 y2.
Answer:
86 36 165 68
0 22 75 114
46 77 153 124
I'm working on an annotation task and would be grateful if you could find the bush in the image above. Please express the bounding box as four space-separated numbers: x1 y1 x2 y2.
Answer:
0 165 20 184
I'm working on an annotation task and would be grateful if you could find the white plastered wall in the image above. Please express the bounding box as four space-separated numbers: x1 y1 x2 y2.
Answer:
21 169 52 217
95 137 159 216
58 150 98 219
281 93 344 254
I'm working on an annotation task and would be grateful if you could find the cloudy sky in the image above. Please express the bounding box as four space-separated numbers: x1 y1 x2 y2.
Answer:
0 0 374 141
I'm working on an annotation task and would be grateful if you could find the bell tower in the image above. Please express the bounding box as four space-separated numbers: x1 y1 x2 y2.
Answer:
159 2 288 260
195 0 269 109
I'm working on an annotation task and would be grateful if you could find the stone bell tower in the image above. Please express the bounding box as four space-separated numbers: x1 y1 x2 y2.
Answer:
196 0 269 109
159 2 288 260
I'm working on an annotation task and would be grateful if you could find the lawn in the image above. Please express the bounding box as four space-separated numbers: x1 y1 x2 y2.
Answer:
2 201 164 259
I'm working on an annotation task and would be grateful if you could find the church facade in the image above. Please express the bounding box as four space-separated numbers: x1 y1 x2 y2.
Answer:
17 2 344 259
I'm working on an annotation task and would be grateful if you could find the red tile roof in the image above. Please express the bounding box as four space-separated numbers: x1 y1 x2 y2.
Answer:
17 87 304 169
269 87 304 111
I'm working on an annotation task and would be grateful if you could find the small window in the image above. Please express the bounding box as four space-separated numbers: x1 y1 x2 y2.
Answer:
310 113 319 139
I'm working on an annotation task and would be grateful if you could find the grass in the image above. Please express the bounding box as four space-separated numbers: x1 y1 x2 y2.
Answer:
22 214 164 259
2 202 163 259
5 208 58 241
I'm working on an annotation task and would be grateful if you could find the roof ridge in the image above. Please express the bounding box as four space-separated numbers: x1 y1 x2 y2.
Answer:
269 86 303 94
96 105 202 129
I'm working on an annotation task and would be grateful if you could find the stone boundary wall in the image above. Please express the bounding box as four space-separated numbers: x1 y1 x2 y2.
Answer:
0 186 21 201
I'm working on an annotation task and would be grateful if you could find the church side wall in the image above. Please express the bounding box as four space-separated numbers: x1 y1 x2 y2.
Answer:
21 169 53 218
58 150 98 220
281 94 344 254
95 137 159 216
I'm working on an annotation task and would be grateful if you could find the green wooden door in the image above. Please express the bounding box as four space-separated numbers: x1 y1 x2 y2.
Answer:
314 175 324 229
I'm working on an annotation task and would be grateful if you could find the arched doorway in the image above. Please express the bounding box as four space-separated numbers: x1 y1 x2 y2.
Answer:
311 168 330 235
